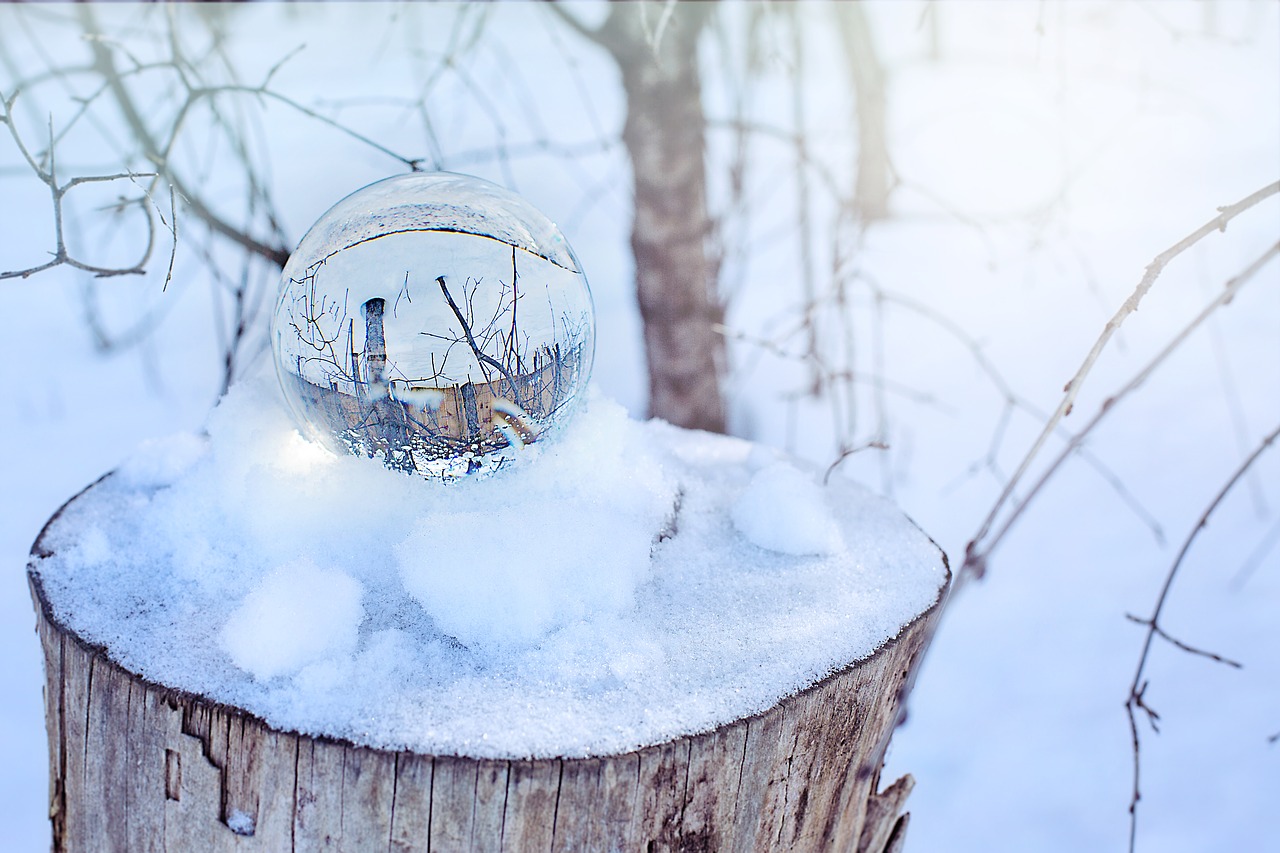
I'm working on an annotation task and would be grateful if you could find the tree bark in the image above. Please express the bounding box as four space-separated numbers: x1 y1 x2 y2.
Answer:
836 4 893 224
597 2 728 434
27 484 945 852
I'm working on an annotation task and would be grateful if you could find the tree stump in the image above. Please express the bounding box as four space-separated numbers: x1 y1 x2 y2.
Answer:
28 484 945 853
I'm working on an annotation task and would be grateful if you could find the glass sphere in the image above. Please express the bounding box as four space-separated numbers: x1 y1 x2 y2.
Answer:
271 172 595 481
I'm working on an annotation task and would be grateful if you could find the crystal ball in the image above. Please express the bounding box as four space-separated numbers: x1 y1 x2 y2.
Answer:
271 172 595 480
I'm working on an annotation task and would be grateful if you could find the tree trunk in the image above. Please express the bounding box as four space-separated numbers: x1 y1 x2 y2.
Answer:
599 3 728 434
27 487 944 853
836 4 892 224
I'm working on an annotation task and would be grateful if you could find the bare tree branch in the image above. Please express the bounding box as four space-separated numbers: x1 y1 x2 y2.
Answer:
965 182 1280 580
1124 421 1280 853
0 91 165 281
435 274 523 400
78 6 293 269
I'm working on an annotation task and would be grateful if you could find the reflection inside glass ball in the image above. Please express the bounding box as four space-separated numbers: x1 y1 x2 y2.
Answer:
271 172 595 481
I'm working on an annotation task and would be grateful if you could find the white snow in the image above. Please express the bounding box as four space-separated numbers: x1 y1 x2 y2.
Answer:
394 396 679 649
30 367 945 757
392 385 444 411
732 461 845 556
118 433 210 489
219 559 365 681
225 809 255 837
3 3 1277 851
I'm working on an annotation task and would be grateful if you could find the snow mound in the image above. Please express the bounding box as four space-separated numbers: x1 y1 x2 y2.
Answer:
219 559 364 681
732 461 845 556
31 366 946 758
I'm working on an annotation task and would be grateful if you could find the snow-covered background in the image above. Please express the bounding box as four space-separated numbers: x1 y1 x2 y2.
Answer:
2 2 1277 850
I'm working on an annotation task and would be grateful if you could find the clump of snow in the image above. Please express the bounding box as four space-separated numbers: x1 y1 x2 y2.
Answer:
60 524 113 569
731 461 844 556
226 809 255 837
219 559 364 681
31 363 946 758
391 385 444 411
395 396 675 648
117 432 209 489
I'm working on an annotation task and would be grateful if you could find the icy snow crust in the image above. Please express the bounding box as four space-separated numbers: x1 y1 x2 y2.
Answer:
33 372 945 759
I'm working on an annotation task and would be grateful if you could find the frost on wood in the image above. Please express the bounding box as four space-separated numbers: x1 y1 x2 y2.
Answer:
26 367 947 850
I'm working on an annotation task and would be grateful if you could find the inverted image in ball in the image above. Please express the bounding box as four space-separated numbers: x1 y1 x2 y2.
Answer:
271 172 595 481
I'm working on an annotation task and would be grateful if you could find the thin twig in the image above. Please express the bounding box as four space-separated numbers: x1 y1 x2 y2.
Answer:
0 91 162 280
435 275 523 400
823 441 890 486
79 3 291 267
964 190 1280 580
1124 421 1280 853
1123 614 1244 668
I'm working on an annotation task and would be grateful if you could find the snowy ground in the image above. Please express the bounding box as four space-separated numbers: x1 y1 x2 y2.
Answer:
2 3 1278 851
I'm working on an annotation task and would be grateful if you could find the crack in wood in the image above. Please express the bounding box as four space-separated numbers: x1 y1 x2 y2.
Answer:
82 655 94 786
53 632 67 845
339 746 348 845
290 736 301 852
549 759 565 851
424 756 434 853
498 760 511 851
467 759 480 850
123 678 132 836
165 749 181 801
776 702 800 847
387 752 399 853
677 739 692 839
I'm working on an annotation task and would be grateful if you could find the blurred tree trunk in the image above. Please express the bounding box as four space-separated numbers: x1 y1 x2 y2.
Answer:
837 3 892 224
595 2 728 433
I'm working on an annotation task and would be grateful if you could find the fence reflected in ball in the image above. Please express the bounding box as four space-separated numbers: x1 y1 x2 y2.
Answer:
271 172 595 480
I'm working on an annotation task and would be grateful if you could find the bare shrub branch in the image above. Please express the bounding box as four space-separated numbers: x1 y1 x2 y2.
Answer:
0 91 165 281
964 181 1280 581
1124 421 1280 853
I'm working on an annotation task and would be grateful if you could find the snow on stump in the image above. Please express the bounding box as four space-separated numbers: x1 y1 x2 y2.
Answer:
26 385 948 852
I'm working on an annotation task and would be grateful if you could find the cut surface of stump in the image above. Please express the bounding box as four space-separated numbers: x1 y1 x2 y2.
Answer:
28 411 948 852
